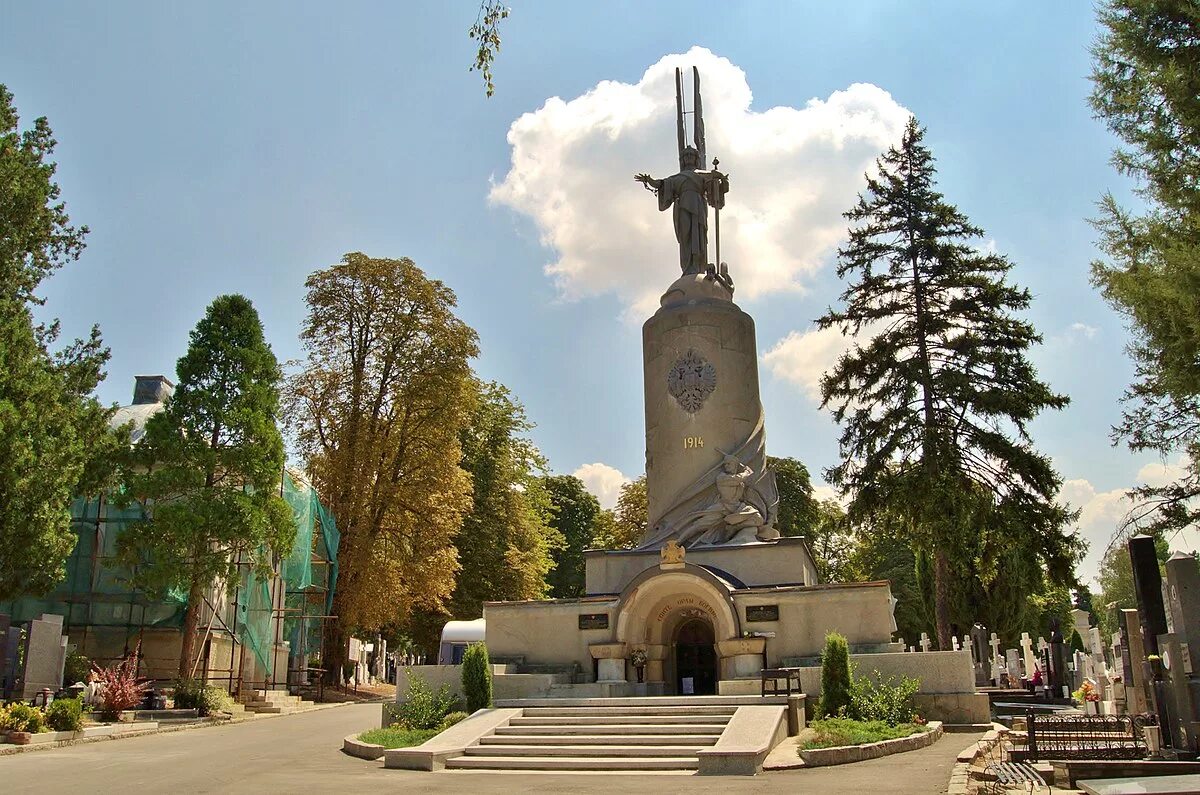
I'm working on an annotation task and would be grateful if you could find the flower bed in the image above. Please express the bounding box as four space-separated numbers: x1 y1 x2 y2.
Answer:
798 720 943 767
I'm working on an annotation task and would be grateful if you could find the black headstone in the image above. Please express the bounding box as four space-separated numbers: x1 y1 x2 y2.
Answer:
1129 534 1168 656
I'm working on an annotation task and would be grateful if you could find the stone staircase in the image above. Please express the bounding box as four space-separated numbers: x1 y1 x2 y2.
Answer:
445 701 737 771
238 689 315 715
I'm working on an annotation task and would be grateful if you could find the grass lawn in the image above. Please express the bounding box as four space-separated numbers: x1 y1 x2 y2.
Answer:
357 726 440 748
799 717 928 750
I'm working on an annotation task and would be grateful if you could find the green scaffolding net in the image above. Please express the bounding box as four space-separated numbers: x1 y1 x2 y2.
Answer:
2 472 339 681
2 495 187 629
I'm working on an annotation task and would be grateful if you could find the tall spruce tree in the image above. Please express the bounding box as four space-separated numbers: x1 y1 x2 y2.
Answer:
818 118 1079 648
118 294 294 675
1090 1 1200 541
0 85 119 600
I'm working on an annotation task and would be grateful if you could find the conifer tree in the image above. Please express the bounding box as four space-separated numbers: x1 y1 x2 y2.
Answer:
1090 0 1200 541
118 295 293 675
0 86 119 600
819 118 1079 648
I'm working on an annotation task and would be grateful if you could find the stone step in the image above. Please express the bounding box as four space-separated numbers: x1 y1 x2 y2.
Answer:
522 705 736 717
479 734 721 746
493 723 728 736
445 756 699 771
464 745 706 758
496 695 786 708
509 714 729 726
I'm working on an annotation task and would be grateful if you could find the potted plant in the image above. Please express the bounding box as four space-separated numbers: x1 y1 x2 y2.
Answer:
629 648 648 684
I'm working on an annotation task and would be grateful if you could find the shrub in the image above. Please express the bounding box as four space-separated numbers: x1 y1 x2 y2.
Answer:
198 685 232 716
461 642 492 713
0 703 47 733
818 632 853 718
92 642 152 721
46 698 84 732
397 672 459 730
438 710 469 731
172 678 203 709
63 648 92 687
850 670 920 725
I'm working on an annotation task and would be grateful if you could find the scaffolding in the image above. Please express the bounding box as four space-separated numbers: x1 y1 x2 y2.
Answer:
1 470 339 697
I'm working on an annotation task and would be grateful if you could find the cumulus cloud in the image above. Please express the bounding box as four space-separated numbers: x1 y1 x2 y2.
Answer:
761 322 885 404
491 47 911 317
1060 459 1199 587
573 462 631 509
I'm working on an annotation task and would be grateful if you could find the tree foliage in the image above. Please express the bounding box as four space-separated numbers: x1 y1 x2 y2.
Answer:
807 499 855 583
543 474 602 598
1090 1 1200 545
0 85 118 601
769 456 819 538
818 632 853 719
596 474 648 550
468 1 510 97
451 381 559 617
117 295 293 674
461 642 493 712
287 253 478 676
1096 533 1170 640
819 117 1079 647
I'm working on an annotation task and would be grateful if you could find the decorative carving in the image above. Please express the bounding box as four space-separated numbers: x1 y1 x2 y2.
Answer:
667 349 716 413
660 539 686 566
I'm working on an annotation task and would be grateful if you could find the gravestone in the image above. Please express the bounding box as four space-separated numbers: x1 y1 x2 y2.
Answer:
919 632 931 653
1160 552 1200 754
1121 608 1151 715
19 613 69 699
1007 649 1023 682
969 624 989 686
1021 632 1037 678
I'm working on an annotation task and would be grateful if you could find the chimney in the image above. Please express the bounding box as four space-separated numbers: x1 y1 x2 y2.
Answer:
132 375 174 405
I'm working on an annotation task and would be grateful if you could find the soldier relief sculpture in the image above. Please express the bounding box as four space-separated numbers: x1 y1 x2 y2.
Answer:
635 66 780 549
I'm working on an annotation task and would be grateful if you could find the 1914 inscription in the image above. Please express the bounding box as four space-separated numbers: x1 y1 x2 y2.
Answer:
683 436 704 449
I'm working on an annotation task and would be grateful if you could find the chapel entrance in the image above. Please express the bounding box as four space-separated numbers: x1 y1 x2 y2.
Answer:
673 618 717 696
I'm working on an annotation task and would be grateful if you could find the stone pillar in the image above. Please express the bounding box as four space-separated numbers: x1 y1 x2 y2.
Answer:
716 637 766 680
589 643 628 684
643 644 668 684
642 275 770 538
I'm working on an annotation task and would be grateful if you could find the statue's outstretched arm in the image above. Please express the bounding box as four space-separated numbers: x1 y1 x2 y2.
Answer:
635 173 662 194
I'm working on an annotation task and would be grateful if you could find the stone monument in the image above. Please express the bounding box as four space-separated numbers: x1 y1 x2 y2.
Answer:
634 66 779 549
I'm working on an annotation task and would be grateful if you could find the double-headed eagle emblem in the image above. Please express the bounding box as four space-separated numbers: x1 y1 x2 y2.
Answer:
667 348 717 413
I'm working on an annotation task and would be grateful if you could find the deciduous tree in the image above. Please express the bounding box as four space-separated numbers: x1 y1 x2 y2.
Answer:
287 254 478 680
768 456 819 538
543 474 602 598
0 85 118 601
595 475 647 550
451 381 559 617
117 295 293 675
819 118 1079 648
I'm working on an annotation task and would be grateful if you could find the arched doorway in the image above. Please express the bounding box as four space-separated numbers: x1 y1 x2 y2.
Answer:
673 618 717 695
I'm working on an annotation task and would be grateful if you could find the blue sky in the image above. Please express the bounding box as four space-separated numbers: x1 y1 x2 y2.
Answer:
2 2 1188 582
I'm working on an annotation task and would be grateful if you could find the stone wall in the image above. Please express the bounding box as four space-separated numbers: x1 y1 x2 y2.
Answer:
735 582 897 663
585 539 818 594
484 598 616 671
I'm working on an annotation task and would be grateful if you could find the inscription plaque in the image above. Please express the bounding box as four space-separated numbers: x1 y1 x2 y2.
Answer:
746 604 779 622
578 613 609 630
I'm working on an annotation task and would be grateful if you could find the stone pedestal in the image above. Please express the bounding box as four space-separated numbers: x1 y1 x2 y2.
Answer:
641 273 777 544
590 642 628 683
716 637 766 680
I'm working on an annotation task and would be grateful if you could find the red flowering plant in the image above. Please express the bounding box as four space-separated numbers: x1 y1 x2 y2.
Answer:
91 642 153 721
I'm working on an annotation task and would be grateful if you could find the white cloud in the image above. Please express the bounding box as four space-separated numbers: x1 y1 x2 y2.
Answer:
573 462 630 509
491 46 911 317
761 325 846 401
812 484 844 506
1069 322 1098 340
1060 462 1199 588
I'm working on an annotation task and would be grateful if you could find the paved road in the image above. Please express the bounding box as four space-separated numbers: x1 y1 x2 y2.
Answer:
1 703 977 793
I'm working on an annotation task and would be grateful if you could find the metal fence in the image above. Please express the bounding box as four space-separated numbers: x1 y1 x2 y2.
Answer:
1026 712 1155 761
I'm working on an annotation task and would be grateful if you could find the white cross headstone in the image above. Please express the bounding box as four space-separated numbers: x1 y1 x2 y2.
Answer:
1037 637 1049 655
951 635 961 651
1021 632 1036 676
919 632 932 653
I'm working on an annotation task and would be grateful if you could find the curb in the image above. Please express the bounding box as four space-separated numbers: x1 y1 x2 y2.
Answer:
342 732 387 760
947 723 1006 795
797 721 943 767
0 699 372 758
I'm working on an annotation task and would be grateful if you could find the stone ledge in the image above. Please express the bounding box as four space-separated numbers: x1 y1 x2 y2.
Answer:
798 720 943 767
342 733 387 760
696 705 786 776
384 708 521 771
